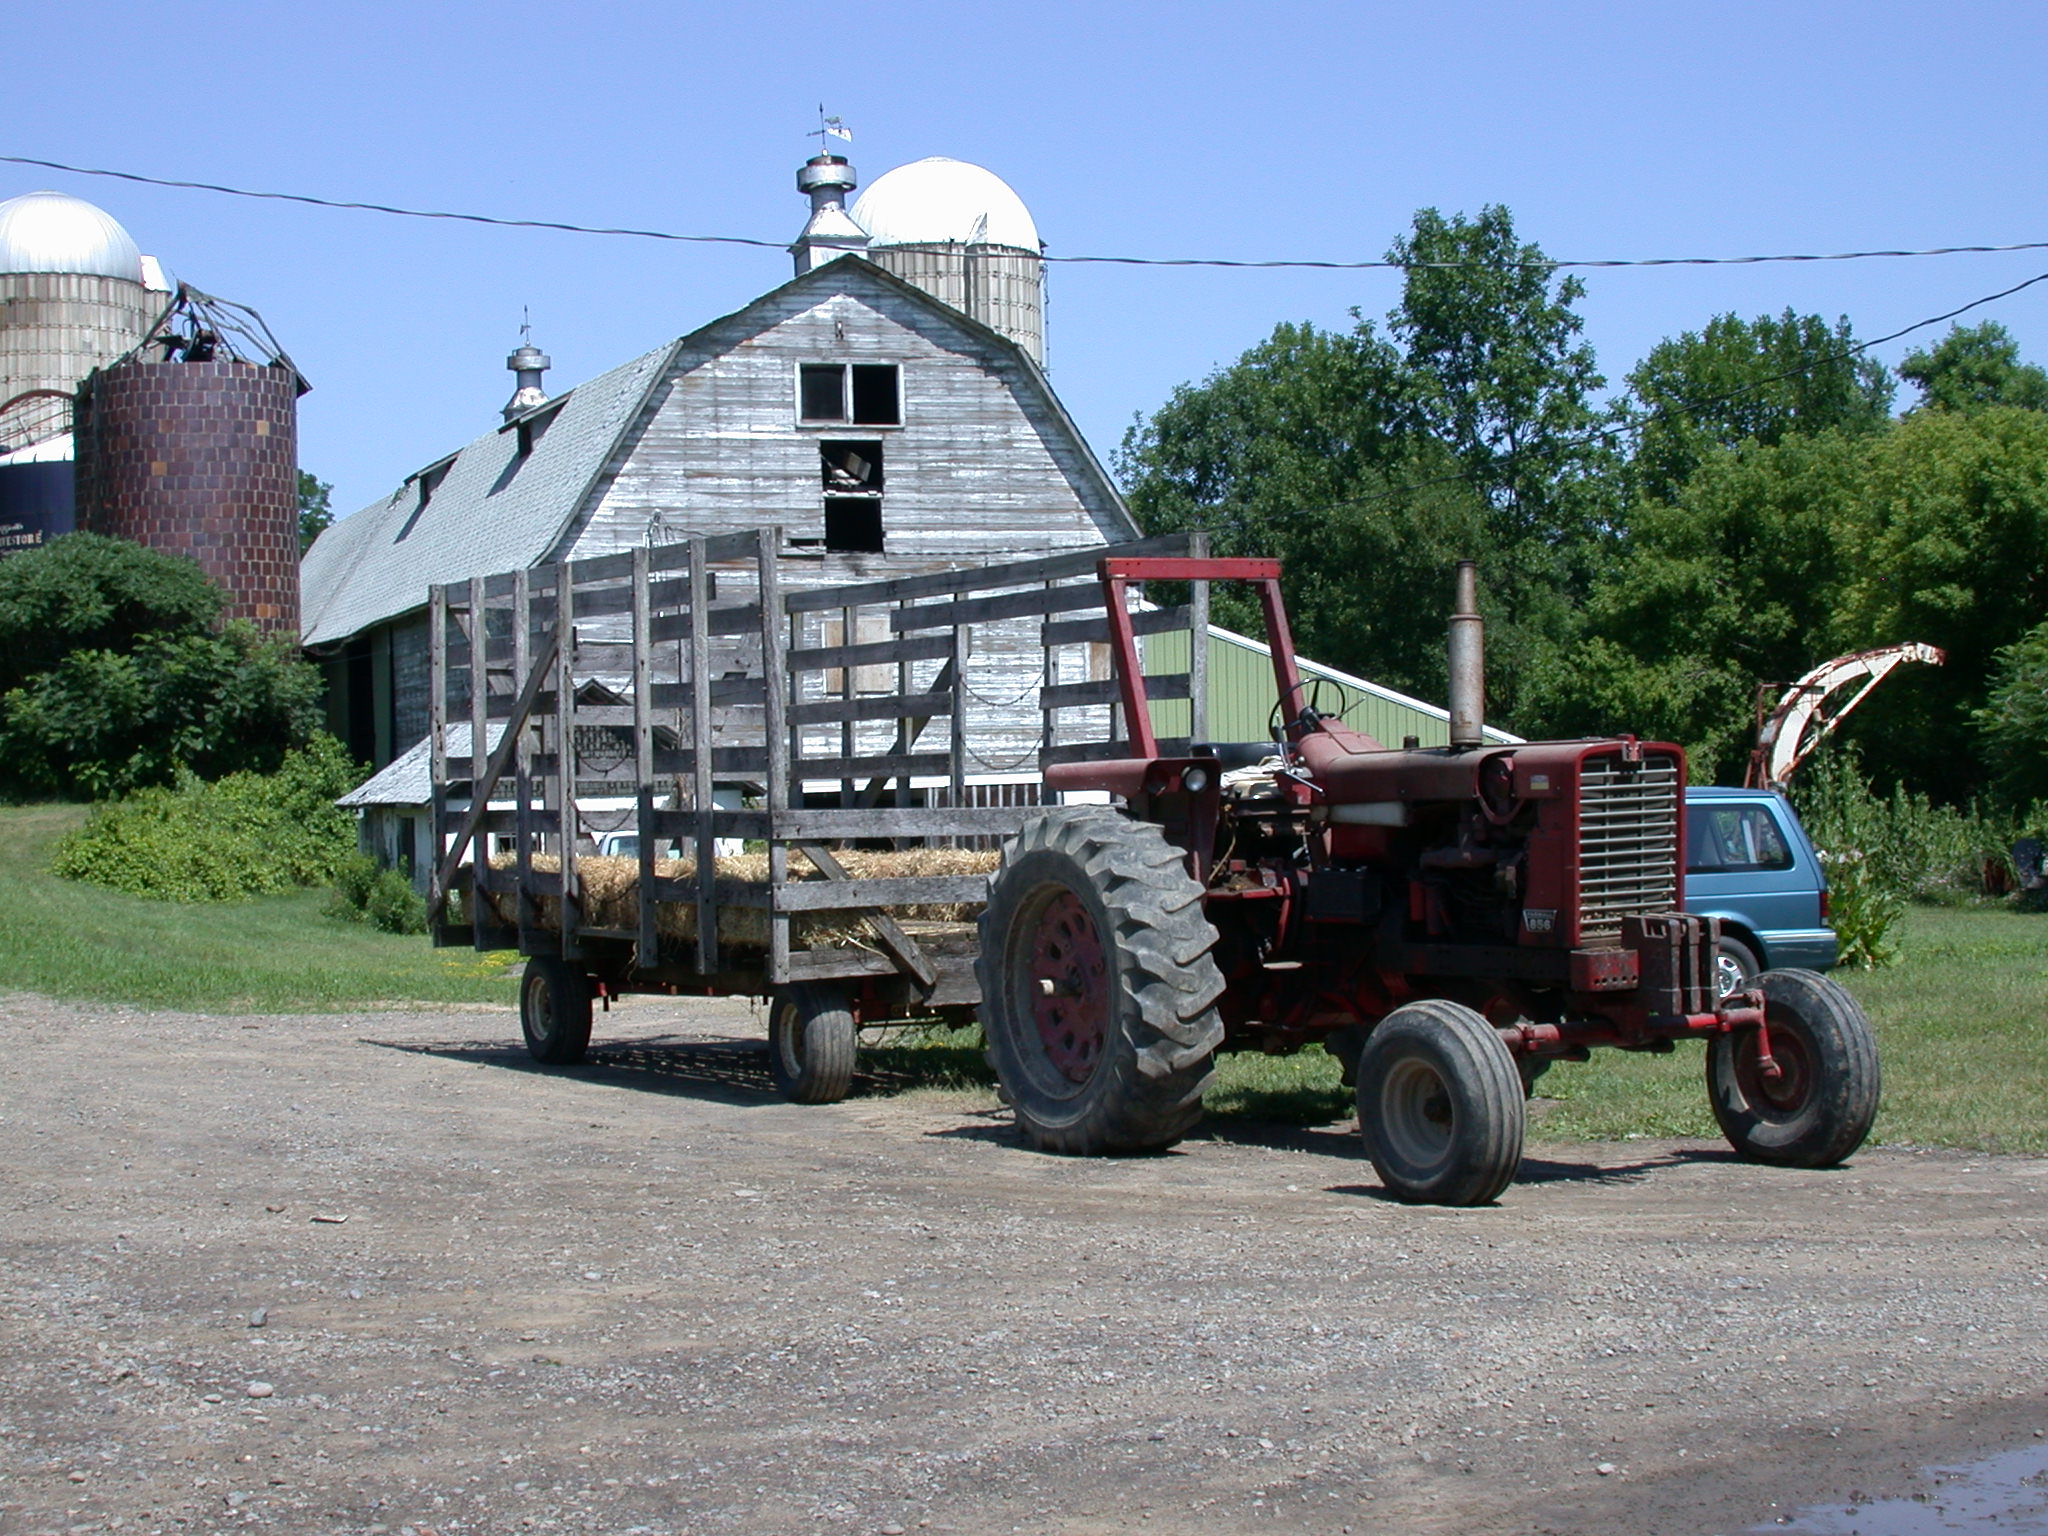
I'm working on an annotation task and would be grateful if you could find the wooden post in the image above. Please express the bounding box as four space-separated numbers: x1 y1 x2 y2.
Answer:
631 545 657 970
467 575 489 950
426 584 449 923
839 603 857 810
758 529 791 987
513 568 535 951
554 562 580 959
949 623 968 811
688 537 717 976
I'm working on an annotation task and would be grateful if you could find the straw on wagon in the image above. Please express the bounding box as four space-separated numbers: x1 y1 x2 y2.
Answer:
460 848 999 954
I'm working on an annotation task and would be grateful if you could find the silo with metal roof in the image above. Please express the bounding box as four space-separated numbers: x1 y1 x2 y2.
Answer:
848 158 1046 365
0 190 168 553
0 191 164 452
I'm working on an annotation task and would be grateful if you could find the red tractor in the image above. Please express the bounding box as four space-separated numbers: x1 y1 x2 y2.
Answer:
974 558 1880 1205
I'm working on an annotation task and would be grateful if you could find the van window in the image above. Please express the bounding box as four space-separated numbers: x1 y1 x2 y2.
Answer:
1686 805 1794 874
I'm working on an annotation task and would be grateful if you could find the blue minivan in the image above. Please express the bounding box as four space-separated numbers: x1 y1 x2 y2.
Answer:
1683 786 1838 998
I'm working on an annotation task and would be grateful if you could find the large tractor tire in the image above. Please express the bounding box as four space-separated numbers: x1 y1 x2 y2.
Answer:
975 808 1225 1154
1356 999 1526 1206
768 983 858 1105
520 957 593 1065
1706 968 1880 1168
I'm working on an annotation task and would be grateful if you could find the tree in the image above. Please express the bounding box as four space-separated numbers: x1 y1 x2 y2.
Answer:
1975 619 2048 811
1118 207 1616 729
1 622 325 800
1835 405 2048 801
1623 310 1895 506
298 470 333 553
1116 321 1502 705
1526 430 1871 778
1384 205 1613 549
0 533 326 801
0 532 221 696
1899 322 2048 414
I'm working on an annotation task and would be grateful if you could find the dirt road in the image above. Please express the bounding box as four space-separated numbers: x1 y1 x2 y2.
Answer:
2 990 2044 1536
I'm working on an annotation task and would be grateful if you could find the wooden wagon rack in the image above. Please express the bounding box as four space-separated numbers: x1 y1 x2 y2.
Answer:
425 527 1215 1021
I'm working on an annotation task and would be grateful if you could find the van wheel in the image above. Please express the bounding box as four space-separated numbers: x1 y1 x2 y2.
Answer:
1714 936 1761 1000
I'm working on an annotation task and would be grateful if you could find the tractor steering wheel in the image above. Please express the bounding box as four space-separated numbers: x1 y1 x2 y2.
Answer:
1268 676 1343 743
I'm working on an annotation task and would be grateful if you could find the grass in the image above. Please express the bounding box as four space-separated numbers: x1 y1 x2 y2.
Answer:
1536 906 2048 1152
9 792 2044 1152
0 804 520 1013
862 907 2048 1154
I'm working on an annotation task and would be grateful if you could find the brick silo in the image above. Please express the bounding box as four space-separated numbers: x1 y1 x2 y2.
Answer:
74 357 302 632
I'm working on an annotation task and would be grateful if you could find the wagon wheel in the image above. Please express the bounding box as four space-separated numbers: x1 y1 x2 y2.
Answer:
768 983 858 1105
975 809 1224 1154
1706 969 1880 1168
1356 999 1526 1206
520 957 593 1065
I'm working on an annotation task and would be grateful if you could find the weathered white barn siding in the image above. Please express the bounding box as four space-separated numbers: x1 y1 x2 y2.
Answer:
560 281 1127 567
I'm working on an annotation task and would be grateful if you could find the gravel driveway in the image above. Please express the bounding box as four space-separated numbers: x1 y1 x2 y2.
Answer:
2 989 2044 1536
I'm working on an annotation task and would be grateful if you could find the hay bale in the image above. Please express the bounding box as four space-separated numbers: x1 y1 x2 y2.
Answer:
476 847 999 956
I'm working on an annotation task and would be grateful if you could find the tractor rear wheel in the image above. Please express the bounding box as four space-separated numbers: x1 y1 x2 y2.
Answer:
976 808 1224 1154
768 983 858 1105
520 957 593 1065
1707 969 1880 1167
1356 1000 1525 1206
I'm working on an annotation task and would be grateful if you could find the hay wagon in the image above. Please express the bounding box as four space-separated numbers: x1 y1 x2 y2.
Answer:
425 527 1214 1101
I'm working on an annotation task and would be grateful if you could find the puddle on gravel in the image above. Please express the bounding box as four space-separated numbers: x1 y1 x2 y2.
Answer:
1747 1441 2048 1534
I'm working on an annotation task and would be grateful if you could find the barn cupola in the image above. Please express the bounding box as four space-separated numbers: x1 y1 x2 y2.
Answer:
502 336 550 423
790 154 869 275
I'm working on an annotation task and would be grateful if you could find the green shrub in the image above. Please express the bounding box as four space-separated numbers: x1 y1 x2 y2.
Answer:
0 532 222 696
1791 747 2027 963
327 850 429 935
2 621 325 801
51 735 365 902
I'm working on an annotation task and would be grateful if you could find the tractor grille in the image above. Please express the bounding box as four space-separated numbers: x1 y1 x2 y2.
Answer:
1576 751 1681 943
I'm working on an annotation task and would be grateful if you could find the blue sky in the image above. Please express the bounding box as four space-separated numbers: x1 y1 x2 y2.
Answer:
8 1 2045 520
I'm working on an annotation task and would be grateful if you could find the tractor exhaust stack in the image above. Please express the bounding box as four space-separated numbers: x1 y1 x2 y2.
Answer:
1448 560 1484 750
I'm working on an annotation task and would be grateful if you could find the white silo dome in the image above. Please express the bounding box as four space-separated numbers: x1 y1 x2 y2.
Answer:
851 158 1040 251
0 191 145 281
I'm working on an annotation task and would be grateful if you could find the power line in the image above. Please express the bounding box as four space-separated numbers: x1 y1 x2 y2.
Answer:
7 152 2048 273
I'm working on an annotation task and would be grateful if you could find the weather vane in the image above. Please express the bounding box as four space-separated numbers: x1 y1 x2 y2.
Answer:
808 105 853 153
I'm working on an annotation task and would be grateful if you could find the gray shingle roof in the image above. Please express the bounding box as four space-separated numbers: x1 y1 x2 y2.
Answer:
300 342 674 646
335 723 505 807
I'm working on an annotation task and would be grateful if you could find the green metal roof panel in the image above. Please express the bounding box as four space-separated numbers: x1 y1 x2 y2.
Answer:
1143 626 1522 749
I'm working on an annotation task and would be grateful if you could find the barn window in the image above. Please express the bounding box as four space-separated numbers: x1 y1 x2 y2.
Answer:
820 441 882 494
798 363 902 425
825 498 884 553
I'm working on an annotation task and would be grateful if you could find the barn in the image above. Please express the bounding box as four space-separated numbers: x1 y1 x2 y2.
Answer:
303 150 1506 844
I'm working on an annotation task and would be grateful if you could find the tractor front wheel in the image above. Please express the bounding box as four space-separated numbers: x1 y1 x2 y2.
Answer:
1707 969 1880 1167
1357 1000 1526 1206
768 983 858 1104
520 957 593 1065
976 809 1224 1154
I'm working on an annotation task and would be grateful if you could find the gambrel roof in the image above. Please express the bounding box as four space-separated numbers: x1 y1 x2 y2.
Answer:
300 258 1137 648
